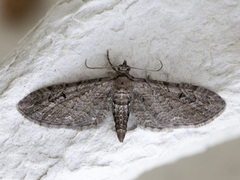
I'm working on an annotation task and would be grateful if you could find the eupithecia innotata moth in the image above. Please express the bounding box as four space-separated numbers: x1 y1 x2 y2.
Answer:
18 51 226 142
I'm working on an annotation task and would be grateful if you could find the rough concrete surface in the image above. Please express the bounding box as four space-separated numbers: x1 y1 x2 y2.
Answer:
0 0 240 179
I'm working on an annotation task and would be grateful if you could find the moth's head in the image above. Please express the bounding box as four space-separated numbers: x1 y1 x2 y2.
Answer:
117 60 131 73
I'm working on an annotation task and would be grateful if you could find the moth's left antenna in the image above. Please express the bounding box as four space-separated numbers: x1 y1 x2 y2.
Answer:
85 50 117 70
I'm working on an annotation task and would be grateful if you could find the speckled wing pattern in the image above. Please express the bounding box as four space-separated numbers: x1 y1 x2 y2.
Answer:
18 57 226 142
132 79 226 129
18 78 113 129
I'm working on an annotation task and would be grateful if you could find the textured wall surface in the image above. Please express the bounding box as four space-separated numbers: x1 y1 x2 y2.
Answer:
0 0 240 179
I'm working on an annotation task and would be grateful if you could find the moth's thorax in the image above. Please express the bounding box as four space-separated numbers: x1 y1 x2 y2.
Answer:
112 77 132 142
114 76 133 89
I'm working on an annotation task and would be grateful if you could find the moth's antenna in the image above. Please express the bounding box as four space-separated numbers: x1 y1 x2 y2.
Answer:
107 50 117 72
85 59 109 69
130 59 163 72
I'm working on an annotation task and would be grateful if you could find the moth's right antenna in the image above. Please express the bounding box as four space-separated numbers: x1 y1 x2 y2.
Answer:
130 59 163 72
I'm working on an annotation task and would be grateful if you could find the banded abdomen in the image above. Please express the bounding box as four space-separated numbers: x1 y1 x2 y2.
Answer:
113 77 132 142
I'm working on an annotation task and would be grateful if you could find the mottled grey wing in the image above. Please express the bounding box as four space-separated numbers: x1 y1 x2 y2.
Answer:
18 78 113 129
132 79 226 129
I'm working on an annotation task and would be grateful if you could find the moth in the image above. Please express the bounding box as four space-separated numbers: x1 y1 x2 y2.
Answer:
18 51 226 142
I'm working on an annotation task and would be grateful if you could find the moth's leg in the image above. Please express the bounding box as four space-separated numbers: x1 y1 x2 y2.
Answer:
106 50 117 72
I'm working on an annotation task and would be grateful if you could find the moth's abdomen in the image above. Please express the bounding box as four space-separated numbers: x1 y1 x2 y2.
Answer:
113 88 131 142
